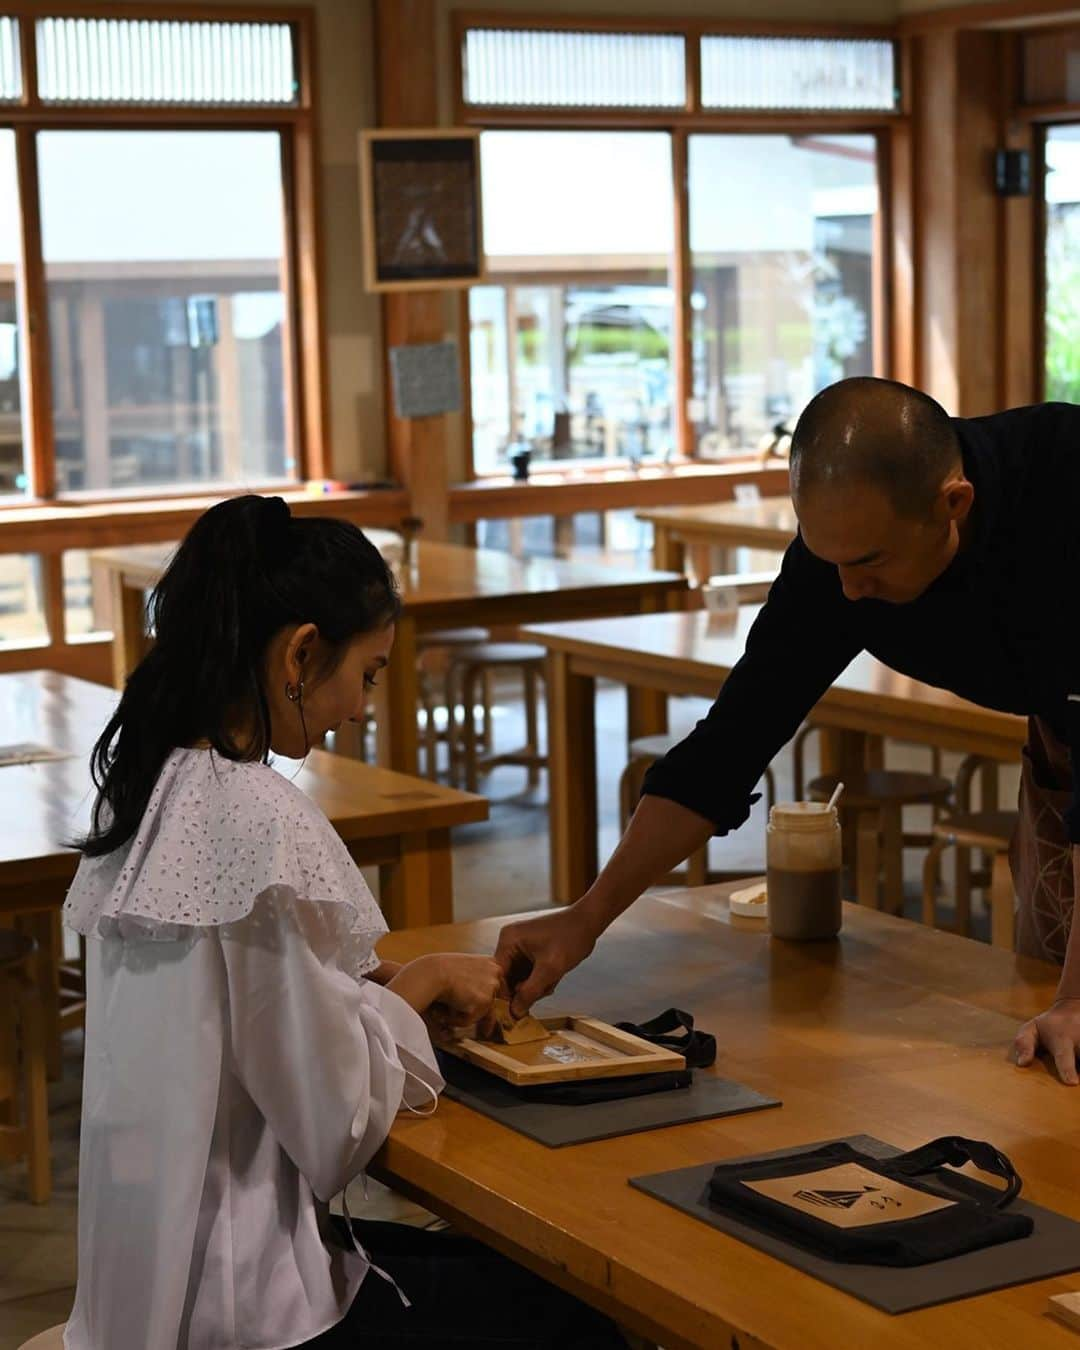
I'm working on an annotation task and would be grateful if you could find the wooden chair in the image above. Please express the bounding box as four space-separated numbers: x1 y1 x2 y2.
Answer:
793 723 944 799
447 642 547 794
922 810 1018 950
418 627 492 779
0 929 50 1203
808 770 953 913
17 1326 66 1349
619 733 776 885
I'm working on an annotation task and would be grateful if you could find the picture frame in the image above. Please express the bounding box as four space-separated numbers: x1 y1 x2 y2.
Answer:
358 127 485 293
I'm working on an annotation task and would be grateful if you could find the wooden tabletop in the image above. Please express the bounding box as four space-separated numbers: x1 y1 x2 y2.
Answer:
373 883 1078 1350
524 608 1028 760
91 539 685 616
637 497 798 551
0 671 487 892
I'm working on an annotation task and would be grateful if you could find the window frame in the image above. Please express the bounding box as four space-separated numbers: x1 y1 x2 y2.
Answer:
453 9 907 479
0 3 326 506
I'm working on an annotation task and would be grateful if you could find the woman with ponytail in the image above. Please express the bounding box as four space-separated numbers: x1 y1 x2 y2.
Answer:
62 496 623 1350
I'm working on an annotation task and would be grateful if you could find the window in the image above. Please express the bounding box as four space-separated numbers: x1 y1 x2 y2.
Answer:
0 129 27 496
688 134 878 455
700 36 897 112
0 11 315 506
1045 126 1080 402
0 16 19 101
35 17 296 105
462 28 686 108
39 130 291 492
470 131 675 474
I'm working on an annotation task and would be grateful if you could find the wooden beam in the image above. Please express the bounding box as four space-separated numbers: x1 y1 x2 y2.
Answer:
374 0 451 540
913 30 1007 416
13 125 56 500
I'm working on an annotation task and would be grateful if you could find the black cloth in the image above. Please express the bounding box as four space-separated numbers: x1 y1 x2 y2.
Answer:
642 402 1080 839
518 1068 692 1105
707 1136 1034 1268
299 1219 626 1348
614 1007 717 1069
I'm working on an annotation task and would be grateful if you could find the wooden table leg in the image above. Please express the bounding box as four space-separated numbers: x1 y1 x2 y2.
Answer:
378 614 420 774
109 575 150 688
546 650 597 906
651 525 685 575
378 828 453 929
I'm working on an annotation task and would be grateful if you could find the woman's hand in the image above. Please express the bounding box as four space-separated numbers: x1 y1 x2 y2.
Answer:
388 953 504 1038
1014 997 1080 1085
431 954 505 1033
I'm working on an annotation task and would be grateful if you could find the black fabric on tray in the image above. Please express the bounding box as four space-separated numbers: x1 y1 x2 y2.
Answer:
707 1136 1033 1268
517 1068 692 1105
614 1008 717 1070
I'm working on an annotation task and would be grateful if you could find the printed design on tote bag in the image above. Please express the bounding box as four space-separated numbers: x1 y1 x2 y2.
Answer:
746 1163 958 1229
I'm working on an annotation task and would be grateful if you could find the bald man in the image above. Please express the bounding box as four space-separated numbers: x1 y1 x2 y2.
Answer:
496 377 1080 1085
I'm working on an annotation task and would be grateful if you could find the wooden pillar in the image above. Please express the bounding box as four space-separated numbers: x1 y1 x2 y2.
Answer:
374 0 450 540
912 30 1023 416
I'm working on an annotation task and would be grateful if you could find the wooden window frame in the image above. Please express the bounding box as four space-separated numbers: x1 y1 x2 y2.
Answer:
453 10 906 479
0 2 328 509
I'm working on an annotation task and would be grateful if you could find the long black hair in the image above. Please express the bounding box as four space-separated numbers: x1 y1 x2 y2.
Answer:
78 494 401 858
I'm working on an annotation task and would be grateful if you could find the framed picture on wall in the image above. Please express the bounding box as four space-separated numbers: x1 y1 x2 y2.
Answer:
358 128 485 292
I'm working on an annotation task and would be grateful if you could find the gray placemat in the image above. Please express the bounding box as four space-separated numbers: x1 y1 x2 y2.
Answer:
630 1134 1080 1314
437 1052 780 1149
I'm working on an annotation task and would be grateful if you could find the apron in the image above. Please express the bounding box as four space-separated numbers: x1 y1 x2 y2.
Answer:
1010 716 1077 963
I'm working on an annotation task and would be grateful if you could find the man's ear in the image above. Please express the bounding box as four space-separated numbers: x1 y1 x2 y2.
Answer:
941 475 974 525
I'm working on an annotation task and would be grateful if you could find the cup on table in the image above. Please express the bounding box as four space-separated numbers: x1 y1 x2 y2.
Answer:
701 577 738 627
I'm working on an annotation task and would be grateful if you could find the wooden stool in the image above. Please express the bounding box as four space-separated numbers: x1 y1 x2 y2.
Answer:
0 929 50 1203
922 811 1018 950
447 643 547 794
17 1326 67 1349
808 770 952 913
418 627 492 778
793 724 944 800
619 734 776 886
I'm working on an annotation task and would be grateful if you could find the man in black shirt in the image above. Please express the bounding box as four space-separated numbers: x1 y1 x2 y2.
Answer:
496 377 1080 1086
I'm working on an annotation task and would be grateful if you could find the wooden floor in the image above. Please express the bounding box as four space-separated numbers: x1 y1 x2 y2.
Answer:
0 681 1020 1344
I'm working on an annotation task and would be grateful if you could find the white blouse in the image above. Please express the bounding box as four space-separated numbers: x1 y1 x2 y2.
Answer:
62 749 443 1350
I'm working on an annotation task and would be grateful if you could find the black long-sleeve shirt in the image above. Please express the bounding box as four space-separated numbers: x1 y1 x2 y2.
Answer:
643 402 1080 839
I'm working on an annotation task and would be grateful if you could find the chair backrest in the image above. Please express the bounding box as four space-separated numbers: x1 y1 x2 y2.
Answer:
17 1325 67 1350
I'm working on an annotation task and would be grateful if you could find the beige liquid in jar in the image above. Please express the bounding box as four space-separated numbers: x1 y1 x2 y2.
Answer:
766 801 842 940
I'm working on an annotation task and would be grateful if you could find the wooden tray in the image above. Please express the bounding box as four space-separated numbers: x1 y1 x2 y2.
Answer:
443 1015 686 1086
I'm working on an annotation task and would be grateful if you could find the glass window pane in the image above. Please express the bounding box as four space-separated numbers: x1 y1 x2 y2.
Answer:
38 131 294 494
0 16 21 101
700 36 896 112
463 28 685 108
689 134 878 457
0 554 46 646
0 129 28 497
63 550 112 639
470 131 675 474
36 18 295 105
1045 127 1080 402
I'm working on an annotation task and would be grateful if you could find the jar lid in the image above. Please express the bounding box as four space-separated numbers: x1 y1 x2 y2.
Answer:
769 801 838 832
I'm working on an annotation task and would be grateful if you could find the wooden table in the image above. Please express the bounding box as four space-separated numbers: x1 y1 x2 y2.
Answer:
92 540 687 775
374 884 1078 1350
638 497 797 575
0 670 487 929
522 609 1027 904
0 670 488 1074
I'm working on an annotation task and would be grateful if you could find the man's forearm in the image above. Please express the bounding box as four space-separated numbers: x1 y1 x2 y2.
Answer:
575 794 716 939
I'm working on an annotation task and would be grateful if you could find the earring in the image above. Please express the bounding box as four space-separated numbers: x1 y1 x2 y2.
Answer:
285 679 304 704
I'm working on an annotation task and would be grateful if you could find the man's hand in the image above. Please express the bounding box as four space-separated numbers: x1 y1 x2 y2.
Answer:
1014 997 1080 1085
495 906 598 1017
